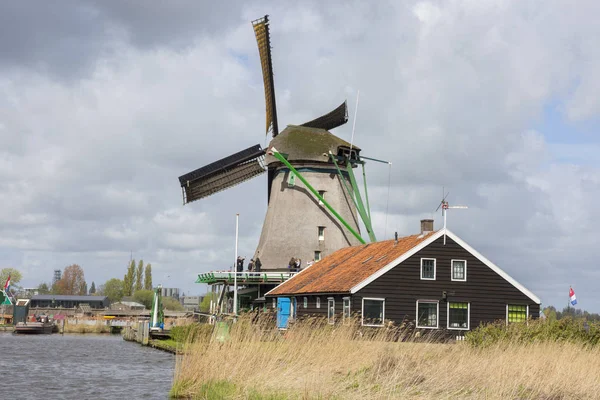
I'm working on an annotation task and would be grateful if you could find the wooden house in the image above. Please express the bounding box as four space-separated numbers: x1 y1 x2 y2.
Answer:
266 220 540 333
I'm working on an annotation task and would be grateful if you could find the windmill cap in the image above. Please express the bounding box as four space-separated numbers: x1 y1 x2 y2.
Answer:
265 125 360 165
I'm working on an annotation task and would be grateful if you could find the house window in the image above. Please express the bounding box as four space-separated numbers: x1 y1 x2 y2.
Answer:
314 251 322 262
272 298 276 309
318 226 325 241
316 297 320 309
420 258 436 280
507 305 528 323
447 302 470 330
318 190 326 205
451 260 467 281
303 297 308 309
327 298 335 324
343 297 351 320
416 301 439 329
362 298 385 327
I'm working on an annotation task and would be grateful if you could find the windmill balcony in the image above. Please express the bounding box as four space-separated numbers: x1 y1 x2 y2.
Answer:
196 271 299 285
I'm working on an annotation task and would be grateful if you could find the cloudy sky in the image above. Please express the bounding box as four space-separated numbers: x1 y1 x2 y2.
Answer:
1 1 598 310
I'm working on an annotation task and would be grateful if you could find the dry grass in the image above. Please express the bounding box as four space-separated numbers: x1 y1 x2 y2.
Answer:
63 321 110 334
172 316 600 399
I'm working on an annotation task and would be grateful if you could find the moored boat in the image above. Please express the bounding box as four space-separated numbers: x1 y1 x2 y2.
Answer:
14 321 54 334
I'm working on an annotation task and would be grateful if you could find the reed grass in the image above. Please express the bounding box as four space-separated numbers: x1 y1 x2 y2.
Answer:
171 315 600 399
63 322 110 334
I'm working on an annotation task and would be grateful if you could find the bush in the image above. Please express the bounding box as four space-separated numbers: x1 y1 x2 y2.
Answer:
170 323 214 343
466 317 600 348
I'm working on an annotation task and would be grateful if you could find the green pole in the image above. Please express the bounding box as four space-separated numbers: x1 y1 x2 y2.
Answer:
345 160 377 242
270 148 366 244
328 152 359 210
361 163 372 221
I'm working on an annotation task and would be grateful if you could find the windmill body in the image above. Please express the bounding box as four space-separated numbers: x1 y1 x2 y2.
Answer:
254 125 362 270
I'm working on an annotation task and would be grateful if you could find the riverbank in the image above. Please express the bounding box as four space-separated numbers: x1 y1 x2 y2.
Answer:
171 317 600 399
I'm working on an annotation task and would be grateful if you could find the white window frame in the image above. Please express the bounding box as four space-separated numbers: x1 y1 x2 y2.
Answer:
343 297 351 321
303 297 308 309
318 226 325 241
314 251 322 261
451 259 467 282
316 297 321 309
327 298 335 324
361 297 385 327
506 304 529 325
416 300 439 329
446 302 470 330
420 258 436 280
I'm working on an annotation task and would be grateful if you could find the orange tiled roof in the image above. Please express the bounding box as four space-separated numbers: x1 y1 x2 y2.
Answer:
268 231 437 295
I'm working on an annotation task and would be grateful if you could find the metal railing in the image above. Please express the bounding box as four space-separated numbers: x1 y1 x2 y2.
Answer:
196 271 298 284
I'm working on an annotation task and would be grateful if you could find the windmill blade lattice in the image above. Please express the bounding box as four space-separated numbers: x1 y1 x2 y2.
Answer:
252 15 279 138
178 144 266 203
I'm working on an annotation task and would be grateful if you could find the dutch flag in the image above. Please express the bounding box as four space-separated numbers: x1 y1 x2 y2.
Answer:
3 275 9 293
569 287 577 306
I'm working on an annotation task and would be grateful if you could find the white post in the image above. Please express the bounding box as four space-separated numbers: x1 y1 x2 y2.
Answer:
233 213 239 316
443 206 447 245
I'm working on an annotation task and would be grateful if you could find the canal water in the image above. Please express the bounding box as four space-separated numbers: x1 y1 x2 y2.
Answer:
0 333 175 399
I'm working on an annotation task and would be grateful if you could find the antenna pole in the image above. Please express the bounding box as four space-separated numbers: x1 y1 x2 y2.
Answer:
233 213 239 316
349 90 360 151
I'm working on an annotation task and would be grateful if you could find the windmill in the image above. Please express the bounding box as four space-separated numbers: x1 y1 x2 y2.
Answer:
178 15 378 271
435 188 468 245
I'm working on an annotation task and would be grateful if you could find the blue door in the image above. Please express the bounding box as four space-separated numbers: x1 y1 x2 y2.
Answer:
277 297 291 329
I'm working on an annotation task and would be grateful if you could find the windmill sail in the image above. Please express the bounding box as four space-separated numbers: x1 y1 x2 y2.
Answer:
301 101 349 131
252 15 279 138
178 145 266 203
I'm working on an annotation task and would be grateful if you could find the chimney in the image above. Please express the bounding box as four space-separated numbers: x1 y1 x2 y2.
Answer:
394 231 398 245
420 219 434 235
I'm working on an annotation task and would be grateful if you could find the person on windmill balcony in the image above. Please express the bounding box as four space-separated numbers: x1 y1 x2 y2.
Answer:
288 257 296 276
248 259 255 276
254 257 262 274
236 256 245 273
295 258 301 273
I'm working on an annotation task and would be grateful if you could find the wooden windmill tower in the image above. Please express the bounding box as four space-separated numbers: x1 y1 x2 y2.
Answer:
178 16 377 271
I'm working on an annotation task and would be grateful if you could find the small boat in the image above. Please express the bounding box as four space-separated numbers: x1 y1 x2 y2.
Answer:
14 321 54 334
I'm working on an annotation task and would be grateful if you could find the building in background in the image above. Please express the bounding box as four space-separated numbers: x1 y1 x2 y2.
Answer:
161 287 180 300
53 269 62 285
30 295 109 309
182 295 202 312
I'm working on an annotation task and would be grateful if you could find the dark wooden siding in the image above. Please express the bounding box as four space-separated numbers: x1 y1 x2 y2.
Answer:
294 294 347 322
355 236 539 330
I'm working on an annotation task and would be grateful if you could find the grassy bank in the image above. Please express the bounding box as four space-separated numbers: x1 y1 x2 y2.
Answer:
171 316 600 399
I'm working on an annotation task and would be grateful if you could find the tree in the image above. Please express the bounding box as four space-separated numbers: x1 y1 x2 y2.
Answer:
89 281 96 294
37 283 50 295
123 260 135 297
55 264 87 295
103 278 124 303
199 295 211 312
0 268 22 287
134 259 144 292
163 296 184 311
133 289 154 309
144 263 152 290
